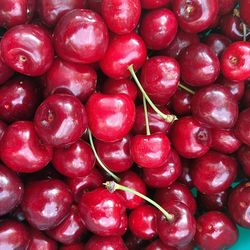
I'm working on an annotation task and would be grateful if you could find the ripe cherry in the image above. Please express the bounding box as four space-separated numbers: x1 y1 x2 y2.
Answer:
240 0 250 26
237 145 250 177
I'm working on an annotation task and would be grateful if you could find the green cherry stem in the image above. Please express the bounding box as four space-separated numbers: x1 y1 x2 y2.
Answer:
88 129 121 182
243 22 247 41
128 64 177 123
143 95 151 135
104 180 174 222
178 82 195 95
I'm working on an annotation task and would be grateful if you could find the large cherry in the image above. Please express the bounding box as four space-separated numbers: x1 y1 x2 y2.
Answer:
237 145 250 177
86 93 135 142
21 179 73 230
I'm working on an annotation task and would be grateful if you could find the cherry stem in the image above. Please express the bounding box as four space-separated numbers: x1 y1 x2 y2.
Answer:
178 83 195 95
88 129 121 182
128 64 177 123
243 22 247 41
104 180 174 222
143 95 151 135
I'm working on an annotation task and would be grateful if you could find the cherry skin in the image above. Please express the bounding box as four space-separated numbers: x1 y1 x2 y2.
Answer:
78 187 127 236
178 43 220 87
0 55 14 85
54 9 109 64
44 58 97 103
0 121 53 173
218 0 237 15
52 139 95 178
172 0 219 33
242 82 250 108
141 0 170 9
191 151 237 194
99 32 147 79
140 56 180 106
21 179 73 230
139 8 177 50
86 93 135 142
130 132 171 168
170 116 211 159
195 211 238 250
178 158 194 188
124 232 148 250
37 0 85 27
143 149 182 188
0 24 54 76
237 145 250 177
0 164 23 216
145 239 175 250
221 41 250 81
191 84 238 129
60 243 85 250
228 181 250 228
0 220 30 249
234 108 250 146
240 0 250 26
171 89 192 116
34 94 88 147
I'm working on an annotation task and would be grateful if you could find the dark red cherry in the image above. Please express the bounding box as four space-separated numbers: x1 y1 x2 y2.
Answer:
34 94 88 147
85 235 127 250
170 116 211 159
172 0 219 33
228 181 250 228
145 239 175 250
0 164 23 216
60 243 85 250
240 0 250 26
191 84 238 129
37 0 85 27
0 121 53 173
124 232 148 250
140 56 180 105
178 158 194 188
143 149 182 188
100 32 147 79
237 145 250 177
0 220 30 249
154 182 196 215
195 211 238 250
221 41 250 81
101 0 141 35
52 139 95 178
0 0 36 28
130 132 171 168
0 55 14 85
157 201 196 247
21 179 73 230
54 9 108 64
234 108 250 146
191 151 237 194
78 187 127 236
141 0 170 9
46 205 87 245
171 89 192 116
139 8 177 50
44 58 97 103
0 24 54 76
86 93 135 142
178 43 220 87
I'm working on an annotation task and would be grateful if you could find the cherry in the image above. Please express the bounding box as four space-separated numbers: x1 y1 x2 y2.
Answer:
130 132 171 169
0 220 30 249
140 56 180 106
99 32 147 79
54 9 109 64
218 0 237 15
191 151 237 194
139 8 177 50
178 158 194 188
0 24 54 76
37 0 85 27
234 107 250 146
143 149 182 188
220 41 250 81
240 0 250 26
0 164 23 216
44 58 97 103
78 187 127 236
145 239 175 250
0 54 14 85
86 93 135 142
172 0 219 33
195 211 238 250
191 84 238 129
34 94 88 147
237 145 250 177
178 43 220 87
21 179 73 230
60 243 85 250
171 89 192 116
0 0 36 28
124 232 149 250
141 0 170 9
0 121 53 173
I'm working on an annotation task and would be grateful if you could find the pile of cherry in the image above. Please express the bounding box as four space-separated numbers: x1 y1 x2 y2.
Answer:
1 0 250 249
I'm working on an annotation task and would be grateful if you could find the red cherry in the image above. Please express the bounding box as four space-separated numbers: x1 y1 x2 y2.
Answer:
60 243 85 250
124 232 148 250
240 0 250 26
178 158 194 188
0 54 14 85
0 24 54 76
86 93 135 142
237 145 250 177
171 89 192 116
218 0 237 15
54 9 109 64
145 239 176 250
141 0 170 9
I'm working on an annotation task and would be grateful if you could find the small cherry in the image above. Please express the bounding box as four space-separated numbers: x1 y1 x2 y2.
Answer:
171 89 192 116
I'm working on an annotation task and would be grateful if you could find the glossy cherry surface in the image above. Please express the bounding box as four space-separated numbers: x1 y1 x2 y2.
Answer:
171 89 192 116
0 24 54 76
34 94 88 147
54 9 108 64
237 145 250 177
178 158 194 188
21 179 73 230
